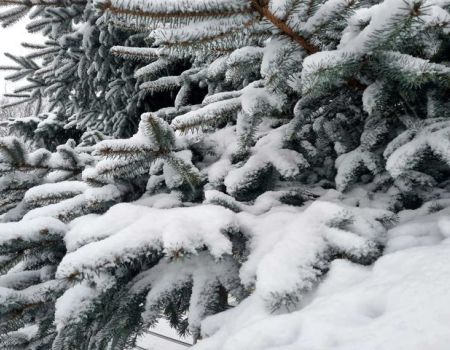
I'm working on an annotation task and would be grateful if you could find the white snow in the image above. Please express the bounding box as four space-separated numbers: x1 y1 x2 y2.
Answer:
172 98 241 131
236 200 389 305
335 148 381 191
386 125 450 177
195 243 450 350
57 204 238 279
55 275 115 331
24 181 89 206
362 81 383 115
0 217 66 245
225 123 309 196
22 185 121 222
109 0 249 14
135 253 240 333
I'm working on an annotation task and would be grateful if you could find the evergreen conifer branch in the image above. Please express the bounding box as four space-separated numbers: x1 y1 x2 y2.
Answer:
100 0 253 21
251 0 319 54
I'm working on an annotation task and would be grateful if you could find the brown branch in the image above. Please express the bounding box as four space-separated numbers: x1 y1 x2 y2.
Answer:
251 0 319 55
250 1 366 89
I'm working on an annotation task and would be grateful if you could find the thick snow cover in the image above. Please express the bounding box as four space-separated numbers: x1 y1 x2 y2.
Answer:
187 195 450 350
195 243 450 350
53 189 450 350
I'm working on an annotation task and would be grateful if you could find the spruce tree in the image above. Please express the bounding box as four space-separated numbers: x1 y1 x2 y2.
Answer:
0 0 449 349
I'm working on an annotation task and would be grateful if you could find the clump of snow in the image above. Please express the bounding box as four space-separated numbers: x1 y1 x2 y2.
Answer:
135 253 241 333
57 204 238 279
22 185 121 222
55 275 115 331
237 200 391 307
339 0 417 52
335 148 381 191
0 217 66 246
24 181 89 207
225 124 309 196
386 204 450 252
386 125 450 177
362 81 384 115
134 192 183 209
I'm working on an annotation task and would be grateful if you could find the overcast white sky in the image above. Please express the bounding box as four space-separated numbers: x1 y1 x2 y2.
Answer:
0 20 42 96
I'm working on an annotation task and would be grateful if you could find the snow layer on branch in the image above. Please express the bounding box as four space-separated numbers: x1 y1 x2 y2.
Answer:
55 275 115 331
172 98 242 131
150 14 255 46
204 189 313 215
268 0 298 20
303 0 355 34
0 270 42 289
240 86 284 117
236 201 390 305
6 325 39 344
55 283 98 331
301 50 361 93
386 126 450 177
0 280 64 310
22 185 121 222
23 181 89 207
110 46 161 61
97 117 168 155
195 243 450 350
225 124 309 196
335 148 382 191
362 81 384 115
133 253 240 332
64 196 183 252
339 0 450 51
65 210 134 253
57 204 237 279
228 46 264 67
108 0 250 14
0 217 66 246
